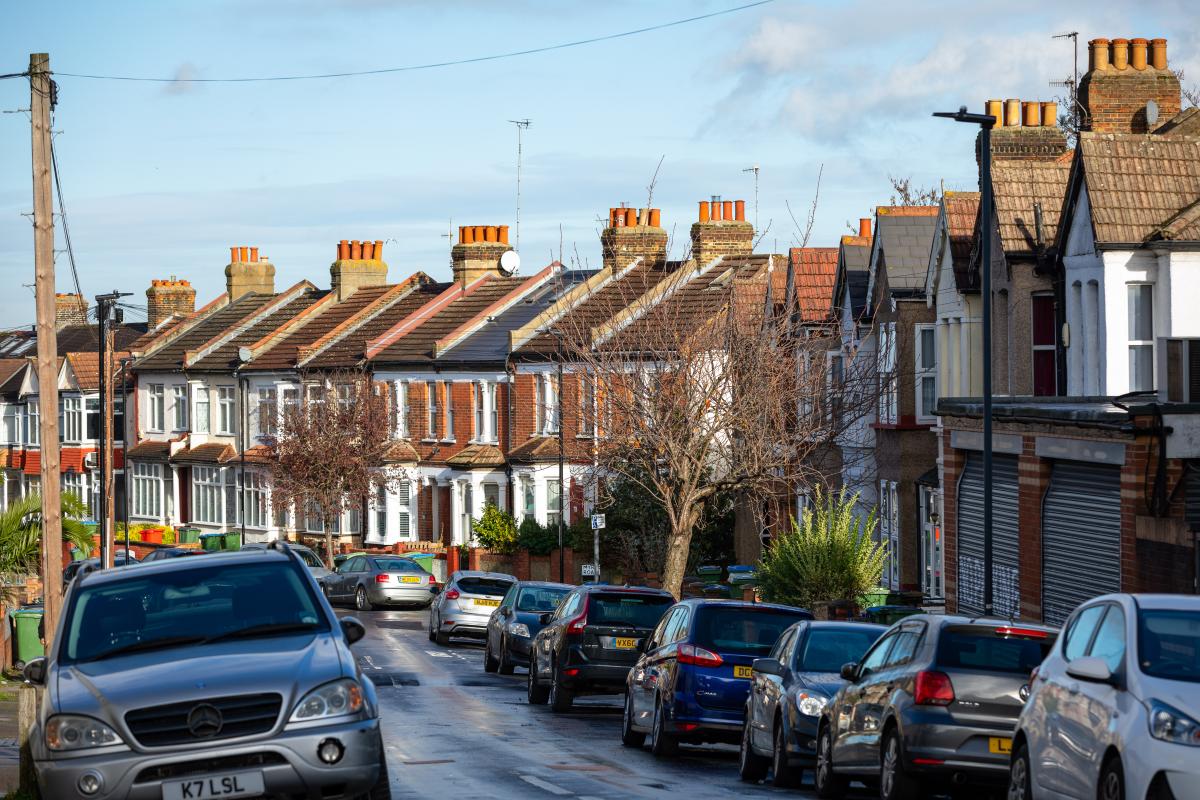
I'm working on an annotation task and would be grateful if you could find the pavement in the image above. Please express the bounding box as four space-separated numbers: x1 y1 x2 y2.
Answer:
351 606 877 800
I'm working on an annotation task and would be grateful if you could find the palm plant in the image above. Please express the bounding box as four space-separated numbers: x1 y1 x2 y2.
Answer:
0 492 95 583
757 487 887 611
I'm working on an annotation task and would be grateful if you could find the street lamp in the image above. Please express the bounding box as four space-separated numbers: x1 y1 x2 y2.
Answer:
548 327 566 583
933 106 996 616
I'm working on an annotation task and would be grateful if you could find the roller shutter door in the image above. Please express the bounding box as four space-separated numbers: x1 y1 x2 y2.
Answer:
1041 461 1121 627
956 453 1020 617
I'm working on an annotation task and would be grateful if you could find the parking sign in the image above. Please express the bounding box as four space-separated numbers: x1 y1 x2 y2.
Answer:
591 514 605 530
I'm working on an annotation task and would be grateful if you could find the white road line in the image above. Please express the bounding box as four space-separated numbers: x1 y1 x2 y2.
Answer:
425 650 451 658
519 774 572 796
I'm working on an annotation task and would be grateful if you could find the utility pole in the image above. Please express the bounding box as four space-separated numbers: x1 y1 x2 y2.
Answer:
508 119 531 251
742 165 760 231
31 52 63 641
96 291 130 569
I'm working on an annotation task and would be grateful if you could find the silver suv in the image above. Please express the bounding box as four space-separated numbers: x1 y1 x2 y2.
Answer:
428 571 515 645
24 543 389 800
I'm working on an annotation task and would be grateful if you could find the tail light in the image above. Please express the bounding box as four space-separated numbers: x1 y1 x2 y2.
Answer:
677 644 724 667
914 670 955 706
566 597 589 635
444 589 460 600
375 574 389 584
995 626 1048 639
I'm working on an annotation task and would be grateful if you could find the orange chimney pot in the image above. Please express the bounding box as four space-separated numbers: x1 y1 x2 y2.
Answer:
375 240 384 259
473 225 485 242
362 241 374 259
698 201 710 223
249 246 259 262
239 246 250 263
1130 38 1148 70
1111 38 1129 70
499 226 509 244
722 200 734 221
1004 99 1021 127
735 200 745 222
230 246 240 263
858 218 871 239
649 208 661 227
985 99 1004 127
1151 38 1167 70
339 240 350 260
1040 101 1058 127
350 240 362 259
1089 38 1110 71
712 201 723 221
624 208 636 227
1022 101 1040 127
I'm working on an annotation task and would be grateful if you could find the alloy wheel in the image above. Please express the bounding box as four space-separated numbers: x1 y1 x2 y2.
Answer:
1007 749 1030 800
356 587 367 611
881 734 899 798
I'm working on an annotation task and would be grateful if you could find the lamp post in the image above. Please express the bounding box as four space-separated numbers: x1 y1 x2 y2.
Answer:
95 290 131 570
552 329 565 583
933 106 996 616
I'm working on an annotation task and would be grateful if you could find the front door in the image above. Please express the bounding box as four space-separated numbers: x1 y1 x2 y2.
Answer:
920 486 943 601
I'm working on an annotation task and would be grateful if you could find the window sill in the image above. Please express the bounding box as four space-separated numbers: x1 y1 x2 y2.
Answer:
440 438 456 444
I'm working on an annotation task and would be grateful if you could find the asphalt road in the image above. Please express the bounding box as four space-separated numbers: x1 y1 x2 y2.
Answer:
346 606 877 800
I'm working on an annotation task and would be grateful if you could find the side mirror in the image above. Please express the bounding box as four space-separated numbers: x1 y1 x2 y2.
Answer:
502 606 513 617
23 657 47 686
340 616 366 646
752 657 784 677
430 585 440 594
539 612 553 625
1066 656 1115 685
839 662 859 682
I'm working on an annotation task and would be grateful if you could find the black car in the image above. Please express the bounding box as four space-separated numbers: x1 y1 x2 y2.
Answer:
138 547 209 563
740 621 886 786
62 553 139 583
484 581 572 674
528 584 674 712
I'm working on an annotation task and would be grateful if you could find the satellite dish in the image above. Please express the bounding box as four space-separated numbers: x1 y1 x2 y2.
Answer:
238 346 253 363
1146 99 1159 127
499 250 521 276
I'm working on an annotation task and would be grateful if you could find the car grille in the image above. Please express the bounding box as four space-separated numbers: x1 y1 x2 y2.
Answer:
134 752 288 783
125 693 283 747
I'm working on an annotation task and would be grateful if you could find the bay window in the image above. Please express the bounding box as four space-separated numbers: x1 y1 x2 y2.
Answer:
62 397 82 442
132 462 163 519
877 323 897 424
192 466 223 524
243 471 267 529
25 402 39 445
546 479 562 527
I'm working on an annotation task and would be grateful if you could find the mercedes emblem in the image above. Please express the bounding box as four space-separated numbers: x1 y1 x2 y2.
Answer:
187 703 224 739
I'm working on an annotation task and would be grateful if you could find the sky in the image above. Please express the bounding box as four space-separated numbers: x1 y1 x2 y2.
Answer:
1 0 1196 328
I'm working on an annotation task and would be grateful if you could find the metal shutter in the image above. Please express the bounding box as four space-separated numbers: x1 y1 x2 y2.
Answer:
1042 461 1121 627
956 453 1020 617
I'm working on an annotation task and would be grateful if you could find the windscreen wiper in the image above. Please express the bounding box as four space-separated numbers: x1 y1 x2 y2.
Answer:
89 635 208 661
204 622 320 643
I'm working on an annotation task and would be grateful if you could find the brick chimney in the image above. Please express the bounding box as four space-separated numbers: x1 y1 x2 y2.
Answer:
225 246 275 300
1079 37 1180 134
146 277 196 329
977 98 1068 164
330 239 388 301
54 293 87 328
600 206 667 270
690 196 754 265
451 225 512 284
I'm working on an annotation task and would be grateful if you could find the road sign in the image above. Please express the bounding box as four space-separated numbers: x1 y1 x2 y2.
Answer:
591 514 606 530
581 563 597 577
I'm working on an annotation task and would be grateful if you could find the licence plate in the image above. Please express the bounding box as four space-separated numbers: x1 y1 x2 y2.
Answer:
614 637 637 649
475 598 500 607
988 737 1012 755
733 665 753 679
162 771 264 800
399 576 421 584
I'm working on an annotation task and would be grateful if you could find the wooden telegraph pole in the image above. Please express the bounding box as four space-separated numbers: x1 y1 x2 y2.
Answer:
30 53 63 643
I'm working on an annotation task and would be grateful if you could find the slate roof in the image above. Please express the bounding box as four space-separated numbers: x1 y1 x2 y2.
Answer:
0 323 147 359
304 284 447 369
835 235 872 320
786 248 839 322
136 293 276 371
873 206 939 293
990 161 1070 257
249 284 394 371
187 291 325 371
1075 132 1200 244
0 358 27 394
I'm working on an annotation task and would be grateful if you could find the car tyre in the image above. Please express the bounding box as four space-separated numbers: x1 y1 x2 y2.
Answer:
549 662 574 713
483 640 499 673
772 715 799 787
355 586 375 612
738 715 769 781
814 724 848 799
356 744 391 800
497 636 515 675
1008 742 1032 800
434 629 450 647
649 694 679 757
527 655 549 705
622 689 647 748
1099 756 1124 800
880 727 919 800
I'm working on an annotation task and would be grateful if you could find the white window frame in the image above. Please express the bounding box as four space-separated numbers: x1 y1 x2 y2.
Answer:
443 381 455 441
1127 283 1155 392
546 479 562 528
877 323 897 425
425 380 439 440
488 383 499 443
132 462 163 519
63 471 86 508
194 387 211 434
62 396 82 443
472 382 484 442
396 480 412 539
257 387 278 438
242 470 267 529
192 466 223 524
172 385 188 431
217 386 236 435
1 404 18 444
148 384 165 432
578 373 596 438
392 380 409 438
915 323 937 424
878 479 900 589
25 402 39 445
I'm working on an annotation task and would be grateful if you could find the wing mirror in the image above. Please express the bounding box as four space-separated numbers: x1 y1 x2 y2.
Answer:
752 657 784 677
1066 656 1116 685
839 662 859 681
340 616 367 646
538 612 553 625
23 657 47 686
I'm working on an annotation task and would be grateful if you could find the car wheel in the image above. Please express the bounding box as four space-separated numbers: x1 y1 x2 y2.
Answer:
738 714 769 781
427 614 436 642
814 724 848 799
649 694 678 757
880 727 919 800
355 741 391 800
622 689 647 748
550 661 574 713
1008 742 1032 800
484 639 499 673
527 654 549 705
772 715 799 787
1099 757 1124 800
434 628 450 647
355 586 374 612
497 636 515 675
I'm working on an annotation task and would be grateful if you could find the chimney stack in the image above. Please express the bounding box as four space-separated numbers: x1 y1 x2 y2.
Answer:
451 224 513 284
330 238 388 301
225 245 275 300
690 195 754 265
1079 35 1180 134
54 293 87 329
979 97 1068 163
601 204 667 271
146 278 196 329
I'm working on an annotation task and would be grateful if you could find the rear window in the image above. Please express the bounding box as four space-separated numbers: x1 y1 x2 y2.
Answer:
1139 609 1200 683
457 577 514 597
372 558 426 574
587 593 673 628
797 627 885 672
295 549 323 569
692 606 811 657
517 586 570 612
936 627 1053 675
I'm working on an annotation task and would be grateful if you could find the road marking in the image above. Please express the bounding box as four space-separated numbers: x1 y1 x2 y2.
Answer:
519 774 572 796
425 650 452 658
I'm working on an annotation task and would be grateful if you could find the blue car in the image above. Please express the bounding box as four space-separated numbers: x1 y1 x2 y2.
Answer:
621 599 813 756
483 580 572 673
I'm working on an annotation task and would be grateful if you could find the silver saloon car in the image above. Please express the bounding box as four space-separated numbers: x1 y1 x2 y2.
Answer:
325 554 437 610
428 571 515 645
24 543 390 800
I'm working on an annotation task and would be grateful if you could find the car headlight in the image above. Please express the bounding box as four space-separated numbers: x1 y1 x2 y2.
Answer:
507 622 531 638
1149 700 1200 746
291 679 365 723
797 692 828 717
46 715 123 751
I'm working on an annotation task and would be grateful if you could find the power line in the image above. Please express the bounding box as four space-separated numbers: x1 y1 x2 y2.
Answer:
50 1 773 83
49 124 91 331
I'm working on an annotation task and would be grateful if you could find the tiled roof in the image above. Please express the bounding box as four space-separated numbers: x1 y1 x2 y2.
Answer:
1077 132 1200 244
0 324 146 360
384 441 420 463
188 291 324 371
446 443 506 467
508 436 564 463
0 358 28 394
126 440 171 460
136 293 276 371
1155 107 1200 137
786 248 838 322
944 192 981 263
65 351 133 390
172 443 235 463
835 237 871 319
874 207 939 293
305 283 446 368
250 284 394 371
991 160 1070 257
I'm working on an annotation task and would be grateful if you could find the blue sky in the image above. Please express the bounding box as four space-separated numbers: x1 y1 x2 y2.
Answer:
2 0 1196 327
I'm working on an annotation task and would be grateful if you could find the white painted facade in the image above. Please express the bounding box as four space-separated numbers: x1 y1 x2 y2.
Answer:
925 214 983 399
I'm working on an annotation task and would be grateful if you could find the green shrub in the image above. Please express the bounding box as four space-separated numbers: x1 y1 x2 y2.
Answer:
472 504 518 555
516 517 558 556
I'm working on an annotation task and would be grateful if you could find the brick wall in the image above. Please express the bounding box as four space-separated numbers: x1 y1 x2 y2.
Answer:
1016 439 1051 620
1080 69 1181 134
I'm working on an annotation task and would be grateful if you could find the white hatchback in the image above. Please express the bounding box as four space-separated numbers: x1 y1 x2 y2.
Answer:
1009 594 1200 800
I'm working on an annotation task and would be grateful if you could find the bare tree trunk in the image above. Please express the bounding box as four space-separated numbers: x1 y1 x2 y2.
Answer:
324 516 335 570
661 506 701 598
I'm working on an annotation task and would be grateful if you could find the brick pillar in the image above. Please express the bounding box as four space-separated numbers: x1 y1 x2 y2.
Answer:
1017 436 1050 621
468 547 482 571
515 549 531 581
447 547 460 575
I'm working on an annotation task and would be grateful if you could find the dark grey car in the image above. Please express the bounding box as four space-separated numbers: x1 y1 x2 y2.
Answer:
326 554 437 610
483 581 572 673
814 615 1055 799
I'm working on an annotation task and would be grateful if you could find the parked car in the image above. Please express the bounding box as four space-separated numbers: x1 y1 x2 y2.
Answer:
325 554 437 610
528 584 674 712
242 542 331 588
814 614 1056 798
1008 594 1200 800
429 571 516 645
621 599 814 756
740 620 887 786
137 547 209 563
63 552 139 584
484 581 572 674
24 543 389 799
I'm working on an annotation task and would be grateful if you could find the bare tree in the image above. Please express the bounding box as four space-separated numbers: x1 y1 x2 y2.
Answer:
1174 68 1200 109
888 175 941 207
268 369 401 567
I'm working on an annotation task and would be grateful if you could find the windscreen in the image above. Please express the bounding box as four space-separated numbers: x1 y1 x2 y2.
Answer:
457 577 514 597
61 560 327 664
295 549 324 569
517 586 570 612
586 593 673 629
936 627 1053 675
692 606 811 657
1139 609 1200 683
797 627 885 672
372 558 427 574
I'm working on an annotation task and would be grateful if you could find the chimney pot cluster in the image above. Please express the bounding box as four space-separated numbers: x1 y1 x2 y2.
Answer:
608 207 663 228
458 225 510 245
696 196 748 223
337 239 385 260
1089 36 1167 71
985 98 1057 128
229 246 264 264
149 279 192 287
